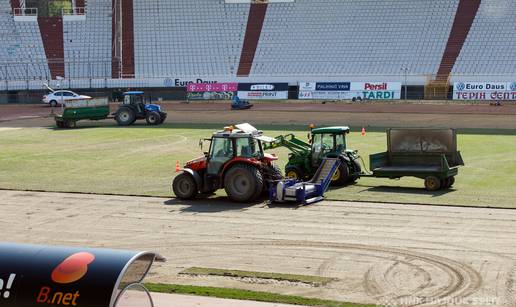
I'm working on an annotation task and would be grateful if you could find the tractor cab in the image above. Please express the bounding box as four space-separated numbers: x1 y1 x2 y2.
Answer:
264 125 361 185
173 123 281 202
202 124 277 176
114 91 167 126
310 126 350 165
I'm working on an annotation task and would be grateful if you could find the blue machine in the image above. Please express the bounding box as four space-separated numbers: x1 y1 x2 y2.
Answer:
269 158 340 205
231 95 253 110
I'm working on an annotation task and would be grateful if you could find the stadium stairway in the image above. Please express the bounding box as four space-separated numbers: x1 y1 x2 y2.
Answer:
9 0 19 9
112 0 135 78
237 2 268 77
38 17 65 79
435 0 481 81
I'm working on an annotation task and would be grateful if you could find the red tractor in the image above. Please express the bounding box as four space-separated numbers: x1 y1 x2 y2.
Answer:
172 124 282 202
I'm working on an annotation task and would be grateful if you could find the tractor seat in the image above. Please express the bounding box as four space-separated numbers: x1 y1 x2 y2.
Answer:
284 183 316 197
241 146 252 157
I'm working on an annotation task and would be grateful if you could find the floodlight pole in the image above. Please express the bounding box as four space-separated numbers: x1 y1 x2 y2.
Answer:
401 66 408 100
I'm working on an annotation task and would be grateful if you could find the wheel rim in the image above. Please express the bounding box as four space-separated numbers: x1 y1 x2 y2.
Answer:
332 168 341 181
286 171 298 179
120 112 130 121
149 115 157 123
232 173 250 195
427 178 438 189
177 178 192 195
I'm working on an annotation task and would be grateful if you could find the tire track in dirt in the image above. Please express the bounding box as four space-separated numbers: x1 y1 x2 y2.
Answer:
181 239 482 306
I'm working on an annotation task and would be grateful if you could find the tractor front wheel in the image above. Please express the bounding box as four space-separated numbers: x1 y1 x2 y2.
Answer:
115 108 135 126
224 164 263 202
285 166 303 180
145 111 161 125
173 173 198 199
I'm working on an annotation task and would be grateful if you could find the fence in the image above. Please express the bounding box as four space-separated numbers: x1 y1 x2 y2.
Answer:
1 60 516 102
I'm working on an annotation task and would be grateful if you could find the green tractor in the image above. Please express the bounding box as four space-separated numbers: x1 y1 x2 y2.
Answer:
264 126 362 185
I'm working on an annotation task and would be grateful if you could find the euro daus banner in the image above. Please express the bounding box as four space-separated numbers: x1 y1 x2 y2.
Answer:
453 82 516 100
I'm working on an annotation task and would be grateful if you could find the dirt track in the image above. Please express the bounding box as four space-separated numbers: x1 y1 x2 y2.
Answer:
2 190 515 306
2 101 516 129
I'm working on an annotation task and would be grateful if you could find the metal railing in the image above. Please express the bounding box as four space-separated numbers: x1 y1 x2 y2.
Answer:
12 7 38 16
62 7 86 15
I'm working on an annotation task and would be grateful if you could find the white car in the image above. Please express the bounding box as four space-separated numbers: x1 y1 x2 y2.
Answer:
43 90 92 107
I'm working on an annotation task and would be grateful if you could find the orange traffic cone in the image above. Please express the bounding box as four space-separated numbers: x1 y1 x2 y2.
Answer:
175 161 181 172
361 127 366 136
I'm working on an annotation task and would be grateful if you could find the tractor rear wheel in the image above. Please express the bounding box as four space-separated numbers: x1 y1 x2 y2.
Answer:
145 111 161 125
424 176 441 191
173 173 198 199
115 108 135 126
224 164 263 202
285 166 304 180
332 163 350 186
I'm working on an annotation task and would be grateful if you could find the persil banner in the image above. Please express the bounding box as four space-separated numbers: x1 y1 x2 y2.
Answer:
237 83 289 100
186 82 237 100
453 82 516 100
299 82 401 100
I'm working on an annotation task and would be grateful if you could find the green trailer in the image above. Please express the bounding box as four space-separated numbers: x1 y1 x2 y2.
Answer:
55 98 110 128
364 128 464 191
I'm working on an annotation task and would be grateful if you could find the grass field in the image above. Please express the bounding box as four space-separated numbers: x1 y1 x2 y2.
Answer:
1 123 516 208
146 283 373 307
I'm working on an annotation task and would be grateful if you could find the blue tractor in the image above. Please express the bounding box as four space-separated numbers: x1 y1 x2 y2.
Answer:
114 91 167 126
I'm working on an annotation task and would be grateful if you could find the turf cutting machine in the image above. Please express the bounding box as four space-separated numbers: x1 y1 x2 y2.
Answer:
231 96 253 110
269 158 340 205
173 123 282 202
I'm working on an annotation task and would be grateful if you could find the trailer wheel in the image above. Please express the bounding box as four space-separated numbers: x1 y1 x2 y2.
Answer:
115 108 135 126
424 176 441 191
65 120 76 128
145 111 161 125
285 166 303 180
173 173 198 199
224 164 263 202
448 176 455 187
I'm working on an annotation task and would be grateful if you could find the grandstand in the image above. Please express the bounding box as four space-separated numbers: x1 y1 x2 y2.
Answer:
0 0 514 92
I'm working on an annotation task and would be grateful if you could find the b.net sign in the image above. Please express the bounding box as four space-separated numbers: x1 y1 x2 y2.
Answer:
299 82 401 100
0 243 162 307
237 83 289 100
453 82 516 100
186 83 237 100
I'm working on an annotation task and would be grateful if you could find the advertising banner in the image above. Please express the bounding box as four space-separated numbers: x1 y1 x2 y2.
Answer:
299 82 401 100
237 83 289 100
453 82 516 100
0 242 160 307
186 82 237 100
